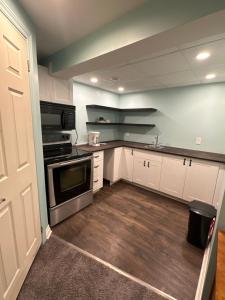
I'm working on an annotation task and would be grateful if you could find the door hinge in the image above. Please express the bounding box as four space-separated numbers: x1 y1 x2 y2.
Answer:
41 226 43 233
27 60 30 72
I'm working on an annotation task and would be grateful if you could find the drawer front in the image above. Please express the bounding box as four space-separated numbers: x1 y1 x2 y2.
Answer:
93 160 103 192
133 149 162 162
93 151 104 163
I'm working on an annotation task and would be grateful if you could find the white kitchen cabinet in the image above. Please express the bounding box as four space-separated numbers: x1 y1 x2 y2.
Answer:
104 147 123 184
122 148 134 181
93 151 104 192
132 150 162 190
160 155 187 198
146 160 162 190
38 65 72 104
183 159 219 204
133 157 147 185
38 65 54 100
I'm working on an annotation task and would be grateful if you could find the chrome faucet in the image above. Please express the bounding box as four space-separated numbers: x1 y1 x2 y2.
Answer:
154 135 159 147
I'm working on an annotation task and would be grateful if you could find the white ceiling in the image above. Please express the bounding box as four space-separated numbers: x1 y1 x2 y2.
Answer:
19 0 144 58
74 37 225 94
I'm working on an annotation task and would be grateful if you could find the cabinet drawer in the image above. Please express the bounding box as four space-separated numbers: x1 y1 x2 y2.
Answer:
133 149 162 162
93 151 104 163
93 160 103 192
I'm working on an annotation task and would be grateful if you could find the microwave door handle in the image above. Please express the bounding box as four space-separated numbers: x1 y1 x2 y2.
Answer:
61 111 65 129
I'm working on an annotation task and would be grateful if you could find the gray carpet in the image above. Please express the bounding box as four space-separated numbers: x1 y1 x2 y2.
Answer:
17 235 170 300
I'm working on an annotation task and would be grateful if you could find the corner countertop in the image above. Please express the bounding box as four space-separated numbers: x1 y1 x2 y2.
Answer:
77 140 225 164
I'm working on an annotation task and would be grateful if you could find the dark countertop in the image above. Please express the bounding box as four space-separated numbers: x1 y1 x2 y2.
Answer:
77 140 225 164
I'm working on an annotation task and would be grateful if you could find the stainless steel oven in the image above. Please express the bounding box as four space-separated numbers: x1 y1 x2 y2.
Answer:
47 155 93 226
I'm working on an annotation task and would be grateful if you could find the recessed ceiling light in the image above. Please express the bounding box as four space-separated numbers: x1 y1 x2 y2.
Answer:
90 77 98 83
118 87 124 92
196 51 210 60
205 73 216 79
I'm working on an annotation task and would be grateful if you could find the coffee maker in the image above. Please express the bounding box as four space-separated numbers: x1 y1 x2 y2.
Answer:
88 131 100 146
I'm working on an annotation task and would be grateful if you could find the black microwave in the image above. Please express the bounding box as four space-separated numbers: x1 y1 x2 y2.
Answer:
40 101 75 131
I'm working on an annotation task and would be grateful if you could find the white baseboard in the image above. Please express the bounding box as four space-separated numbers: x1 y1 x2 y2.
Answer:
45 225 52 240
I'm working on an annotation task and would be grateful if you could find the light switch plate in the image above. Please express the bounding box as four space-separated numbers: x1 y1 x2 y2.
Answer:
195 137 202 145
125 132 130 137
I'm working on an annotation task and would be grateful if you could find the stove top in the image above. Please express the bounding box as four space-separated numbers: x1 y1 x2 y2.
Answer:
43 143 92 165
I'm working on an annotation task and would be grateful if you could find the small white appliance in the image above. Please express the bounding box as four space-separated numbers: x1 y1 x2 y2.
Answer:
88 131 100 146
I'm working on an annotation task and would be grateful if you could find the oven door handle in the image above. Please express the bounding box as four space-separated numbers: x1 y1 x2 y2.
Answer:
48 156 93 169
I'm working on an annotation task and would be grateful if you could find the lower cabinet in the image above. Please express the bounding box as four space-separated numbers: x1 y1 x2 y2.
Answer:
103 147 123 184
133 150 162 190
122 148 134 181
160 155 220 205
160 155 187 198
93 151 104 192
182 159 219 204
99 146 223 207
133 157 147 185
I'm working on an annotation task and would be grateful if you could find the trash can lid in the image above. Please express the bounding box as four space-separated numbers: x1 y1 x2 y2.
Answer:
189 200 217 218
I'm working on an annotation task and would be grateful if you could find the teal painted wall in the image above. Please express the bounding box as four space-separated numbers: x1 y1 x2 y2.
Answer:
2 0 48 241
119 83 225 154
73 82 120 144
74 81 225 154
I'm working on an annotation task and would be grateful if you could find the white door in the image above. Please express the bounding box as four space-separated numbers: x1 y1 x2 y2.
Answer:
133 157 147 186
183 159 219 204
146 160 161 190
160 155 187 198
122 148 134 181
0 12 41 300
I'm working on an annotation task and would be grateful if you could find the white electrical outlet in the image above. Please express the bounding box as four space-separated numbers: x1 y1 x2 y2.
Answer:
195 137 202 145
125 133 130 137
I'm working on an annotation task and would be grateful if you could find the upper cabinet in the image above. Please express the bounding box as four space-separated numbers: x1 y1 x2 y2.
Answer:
38 65 73 105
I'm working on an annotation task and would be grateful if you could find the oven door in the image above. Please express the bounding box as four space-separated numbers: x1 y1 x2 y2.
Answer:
47 157 93 208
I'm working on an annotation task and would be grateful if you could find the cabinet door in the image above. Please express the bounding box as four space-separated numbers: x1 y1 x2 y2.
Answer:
122 148 134 181
183 159 219 204
160 155 187 198
53 78 72 104
38 65 54 101
113 147 123 182
133 157 147 186
146 160 161 190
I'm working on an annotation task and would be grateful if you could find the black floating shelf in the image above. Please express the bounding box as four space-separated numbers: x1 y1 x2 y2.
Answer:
86 104 157 112
86 122 155 127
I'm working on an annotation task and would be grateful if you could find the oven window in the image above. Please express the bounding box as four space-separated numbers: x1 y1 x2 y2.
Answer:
51 159 92 206
60 166 86 192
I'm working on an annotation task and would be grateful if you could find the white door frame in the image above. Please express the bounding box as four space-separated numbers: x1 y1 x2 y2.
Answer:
0 0 48 241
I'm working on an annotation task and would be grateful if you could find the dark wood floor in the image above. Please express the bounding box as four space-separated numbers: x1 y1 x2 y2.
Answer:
53 181 204 300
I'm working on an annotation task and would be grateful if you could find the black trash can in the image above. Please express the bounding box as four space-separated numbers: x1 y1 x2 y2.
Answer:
187 200 216 249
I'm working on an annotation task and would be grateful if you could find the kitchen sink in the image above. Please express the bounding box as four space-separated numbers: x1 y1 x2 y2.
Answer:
144 144 165 150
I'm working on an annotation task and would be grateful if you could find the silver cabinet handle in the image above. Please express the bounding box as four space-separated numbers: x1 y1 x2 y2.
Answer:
94 165 99 168
183 158 186 165
147 161 150 168
144 161 146 167
0 198 6 205
189 159 192 167
94 179 99 183
94 155 99 158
